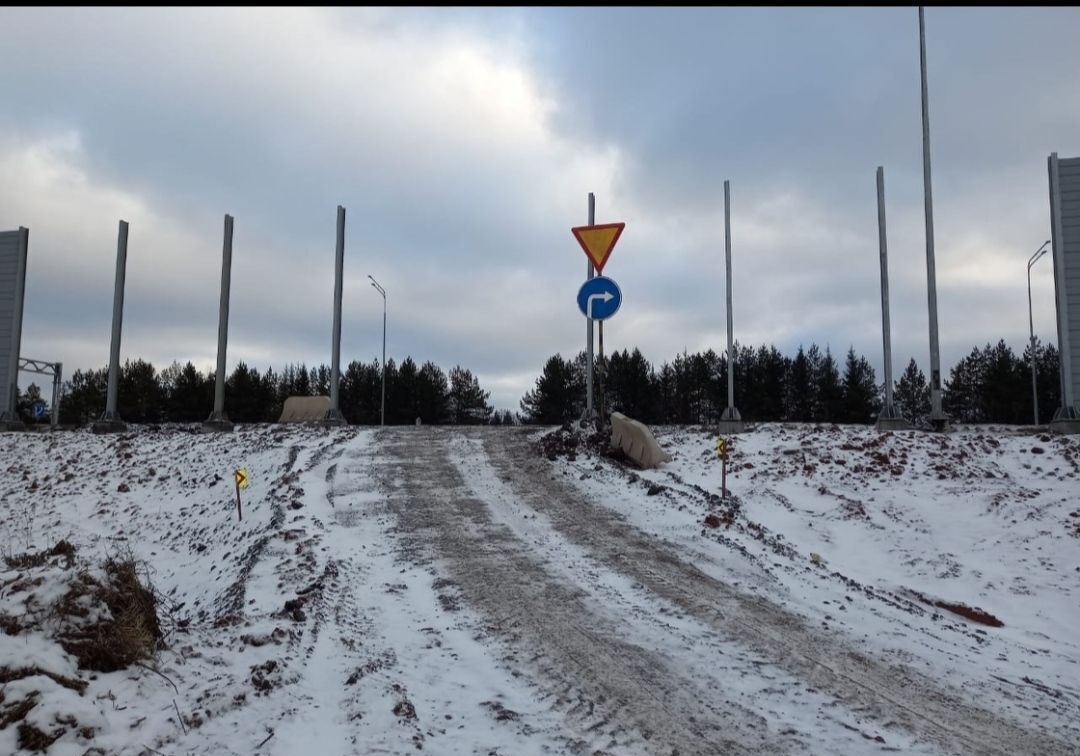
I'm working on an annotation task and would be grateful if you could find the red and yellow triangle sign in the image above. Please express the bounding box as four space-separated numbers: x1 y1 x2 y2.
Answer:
571 222 625 274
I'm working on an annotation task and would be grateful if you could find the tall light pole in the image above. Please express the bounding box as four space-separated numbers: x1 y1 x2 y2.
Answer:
1028 240 1051 425
918 6 946 429
368 275 386 426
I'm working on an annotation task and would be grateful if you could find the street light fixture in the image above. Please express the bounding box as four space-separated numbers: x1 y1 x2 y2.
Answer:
368 275 386 427
1027 240 1051 426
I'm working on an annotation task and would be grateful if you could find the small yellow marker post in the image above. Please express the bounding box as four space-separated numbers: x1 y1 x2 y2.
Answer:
715 437 728 499
234 467 249 521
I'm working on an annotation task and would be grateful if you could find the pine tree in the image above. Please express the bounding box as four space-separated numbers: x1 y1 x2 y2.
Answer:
520 354 578 424
894 358 930 427
448 366 492 424
60 367 108 425
840 347 879 424
944 348 983 423
1035 342 1060 424
118 359 164 423
416 361 450 424
980 340 1025 424
785 346 813 422
813 347 843 422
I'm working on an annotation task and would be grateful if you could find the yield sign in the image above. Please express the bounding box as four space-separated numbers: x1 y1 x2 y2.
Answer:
571 222 625 274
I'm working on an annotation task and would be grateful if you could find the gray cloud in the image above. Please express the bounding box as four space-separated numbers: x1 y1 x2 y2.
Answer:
1 7 1077 413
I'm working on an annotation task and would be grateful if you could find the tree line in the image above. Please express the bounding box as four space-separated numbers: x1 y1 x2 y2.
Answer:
15 358 509 426
14 338 1061 428
519 339 1061 427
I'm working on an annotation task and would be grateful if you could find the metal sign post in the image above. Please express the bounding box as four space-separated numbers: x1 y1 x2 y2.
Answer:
586 194 596 426
572 199 625 428
234 467 249 521
716 437 728 499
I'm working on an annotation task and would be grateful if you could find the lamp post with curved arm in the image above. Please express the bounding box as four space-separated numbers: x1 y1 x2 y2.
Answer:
1027 240 1051 425
368 275 386 426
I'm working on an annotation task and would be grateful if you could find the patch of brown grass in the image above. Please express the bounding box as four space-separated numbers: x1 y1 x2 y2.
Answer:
908 589 1004 627
3 540 77 570
17 721 62 751
54 556 162 672
0 667 87 694
0 692 38 730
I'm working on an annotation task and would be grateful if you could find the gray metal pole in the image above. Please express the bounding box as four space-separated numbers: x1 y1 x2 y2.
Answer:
101 221 129 427
205 214 235 431
919 7 945 426
1028 264 1039 426
326 206 346 425
52 362 62 428
369 275 386 426
725 180 735 413
877 167 896 415
381 297 386 426
1027 241 1050 425
585 192 595 425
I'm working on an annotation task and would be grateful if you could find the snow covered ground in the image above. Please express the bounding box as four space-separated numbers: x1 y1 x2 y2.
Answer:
1 422 1077 755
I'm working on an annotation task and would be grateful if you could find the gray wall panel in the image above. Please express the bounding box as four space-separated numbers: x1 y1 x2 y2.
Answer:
0 230 27 416
1050 157 1080 412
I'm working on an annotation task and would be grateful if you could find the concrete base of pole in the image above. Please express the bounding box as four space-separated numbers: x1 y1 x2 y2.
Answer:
927 410 949 432
1051 406 1080 434
322 408 348 428
1051 419 1080 435
201 411 234 433
0 412 25 432
717 407 745 434
716 420 746 434
875 404 911 431
92 412 127 434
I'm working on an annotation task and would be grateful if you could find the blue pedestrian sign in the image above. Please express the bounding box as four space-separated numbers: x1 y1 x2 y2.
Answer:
577 276 622 321
32 402 46 420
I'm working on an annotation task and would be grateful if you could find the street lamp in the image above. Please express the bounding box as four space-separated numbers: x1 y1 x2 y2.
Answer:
1027 240 1051 425
368 275 387 426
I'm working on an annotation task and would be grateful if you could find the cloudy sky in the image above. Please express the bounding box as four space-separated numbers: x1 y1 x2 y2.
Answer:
2 7 1078 411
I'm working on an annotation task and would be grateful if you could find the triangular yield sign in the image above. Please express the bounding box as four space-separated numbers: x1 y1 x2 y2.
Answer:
571 222 624 274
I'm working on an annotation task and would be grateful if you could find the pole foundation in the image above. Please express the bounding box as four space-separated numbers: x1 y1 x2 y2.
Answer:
92 412 127 434
201 411 234 433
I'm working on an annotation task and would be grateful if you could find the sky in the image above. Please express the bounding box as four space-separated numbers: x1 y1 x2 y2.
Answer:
2 6 1078 412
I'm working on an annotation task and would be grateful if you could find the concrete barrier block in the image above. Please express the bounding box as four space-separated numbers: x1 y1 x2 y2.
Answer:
609 411 672 469
278 395 332 423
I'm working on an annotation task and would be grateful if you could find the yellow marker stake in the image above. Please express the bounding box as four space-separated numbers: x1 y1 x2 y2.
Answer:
716 438 728 499
234 468 249 521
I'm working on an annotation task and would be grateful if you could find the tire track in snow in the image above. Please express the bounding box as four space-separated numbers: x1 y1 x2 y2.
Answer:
481 427 1078 756
378 427 783 755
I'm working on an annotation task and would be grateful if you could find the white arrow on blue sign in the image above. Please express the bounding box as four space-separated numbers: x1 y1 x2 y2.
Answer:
32 402 46 419
577 276 622 321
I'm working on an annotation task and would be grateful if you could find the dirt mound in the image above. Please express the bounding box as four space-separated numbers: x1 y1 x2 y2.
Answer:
906 589 1004 628
537 423 630 464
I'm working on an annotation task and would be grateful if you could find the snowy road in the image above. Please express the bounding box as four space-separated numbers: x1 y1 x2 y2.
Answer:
370 426 1076 756
3 424 1077 755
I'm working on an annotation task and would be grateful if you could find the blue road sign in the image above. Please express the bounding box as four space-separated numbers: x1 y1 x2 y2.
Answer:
32 402 46 419
577 276 622 321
